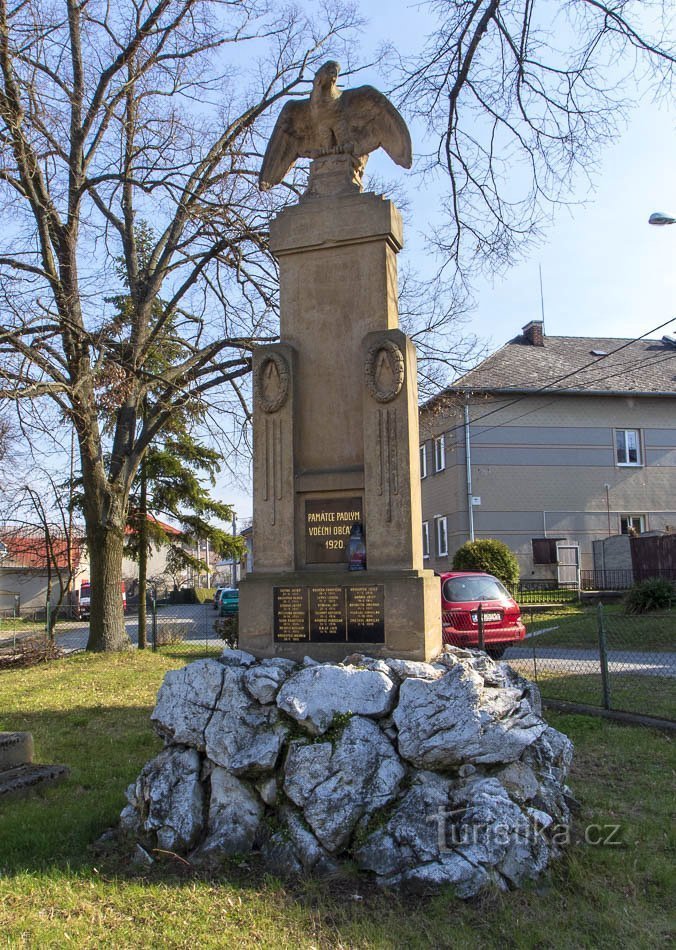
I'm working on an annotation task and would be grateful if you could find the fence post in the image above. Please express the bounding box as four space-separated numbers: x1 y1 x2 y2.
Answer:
596 602 612 710
151 586 158 652
531 635 538 683
477 603 485 652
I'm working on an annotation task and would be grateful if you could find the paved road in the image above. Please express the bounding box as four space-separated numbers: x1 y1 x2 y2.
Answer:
504 645 676 678
43 603 223 653
4 607 674 679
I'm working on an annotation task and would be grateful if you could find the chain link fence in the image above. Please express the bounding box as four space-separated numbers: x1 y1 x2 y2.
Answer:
0 606 62 667
3 593 673 725
505 603 675 722
0 599 228 666
146 598 231 656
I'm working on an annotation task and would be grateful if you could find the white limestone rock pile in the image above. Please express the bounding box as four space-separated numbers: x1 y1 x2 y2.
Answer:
120 647 574 896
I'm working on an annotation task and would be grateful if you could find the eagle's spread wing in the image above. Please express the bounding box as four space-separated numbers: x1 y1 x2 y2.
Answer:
259 100 316 190
338 86 412 168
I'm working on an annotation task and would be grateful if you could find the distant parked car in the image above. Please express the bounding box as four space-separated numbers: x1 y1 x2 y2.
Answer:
213 587 226 609
440 571 526 659
218 588 239 617
76 580 126 620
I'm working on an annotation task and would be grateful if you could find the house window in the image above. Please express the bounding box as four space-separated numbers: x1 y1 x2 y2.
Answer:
434 435 446 472
420 444 428 479
532 538 564 565
422 521 430 559
435 516 448 557
615 429 641 466
620 515 644 536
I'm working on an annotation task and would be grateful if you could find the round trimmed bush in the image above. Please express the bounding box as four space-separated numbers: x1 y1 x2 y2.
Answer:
452 539 520 588
624 577 675 614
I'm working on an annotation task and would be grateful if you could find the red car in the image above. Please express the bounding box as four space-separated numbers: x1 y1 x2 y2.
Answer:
440 571 526 659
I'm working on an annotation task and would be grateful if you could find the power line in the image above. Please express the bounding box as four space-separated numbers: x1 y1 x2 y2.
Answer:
427 317 676 440
470 347 676 442
551 348 676 395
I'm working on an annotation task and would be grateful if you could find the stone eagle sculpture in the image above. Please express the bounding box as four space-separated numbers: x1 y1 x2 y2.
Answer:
259 61 412 191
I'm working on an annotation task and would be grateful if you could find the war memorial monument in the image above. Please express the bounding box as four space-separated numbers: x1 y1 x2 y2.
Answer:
120 65 573 894
238 59 442 662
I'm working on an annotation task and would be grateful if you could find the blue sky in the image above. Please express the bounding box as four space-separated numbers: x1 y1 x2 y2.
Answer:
228 1 676 520
353 0 676 349
461 102 676 348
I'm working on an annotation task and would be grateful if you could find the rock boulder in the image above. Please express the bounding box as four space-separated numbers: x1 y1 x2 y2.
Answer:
120 647 573 897
276 664 397 735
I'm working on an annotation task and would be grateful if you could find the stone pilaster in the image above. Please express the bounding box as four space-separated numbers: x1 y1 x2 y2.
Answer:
250 344 296 572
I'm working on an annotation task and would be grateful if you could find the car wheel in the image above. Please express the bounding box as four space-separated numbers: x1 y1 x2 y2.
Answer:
486 645 506 660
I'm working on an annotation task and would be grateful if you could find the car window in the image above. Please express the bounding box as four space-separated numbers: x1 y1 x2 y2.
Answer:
442 576 510 603
222 590 238 599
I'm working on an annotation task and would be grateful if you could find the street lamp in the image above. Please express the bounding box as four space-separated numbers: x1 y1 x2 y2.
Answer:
648 211 676 226
647 212 676 346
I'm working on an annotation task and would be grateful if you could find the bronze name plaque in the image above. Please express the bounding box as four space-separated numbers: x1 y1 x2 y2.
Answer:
272 587 308 642
309 586 345 642
273 585 384 644
304 497 362 564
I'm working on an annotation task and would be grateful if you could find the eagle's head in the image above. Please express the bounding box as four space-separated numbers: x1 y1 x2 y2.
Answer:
313 61 341 96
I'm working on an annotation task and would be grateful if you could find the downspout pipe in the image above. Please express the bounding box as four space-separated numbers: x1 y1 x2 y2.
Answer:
464 401 475 542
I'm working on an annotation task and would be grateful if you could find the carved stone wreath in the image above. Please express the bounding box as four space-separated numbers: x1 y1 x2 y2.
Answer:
254 351 290 414
364 339 405 403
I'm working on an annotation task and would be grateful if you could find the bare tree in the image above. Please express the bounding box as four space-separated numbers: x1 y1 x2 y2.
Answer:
0 413 12 468
397 266 484 399
0 0 357 650
394 0 675 280
0 475 85 635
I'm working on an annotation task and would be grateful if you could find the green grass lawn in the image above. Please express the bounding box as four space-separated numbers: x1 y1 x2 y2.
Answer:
0 617 48 644
523 604 675 653
507 663 676 721
0 652 674 948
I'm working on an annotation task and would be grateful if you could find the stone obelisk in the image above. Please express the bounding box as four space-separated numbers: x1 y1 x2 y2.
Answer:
238 63 441 661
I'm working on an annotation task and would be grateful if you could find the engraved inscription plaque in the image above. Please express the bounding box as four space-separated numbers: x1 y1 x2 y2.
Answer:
273 587 309 642
309 586 346 641
347 586 385 642
274 584 385 644
305 496 362 564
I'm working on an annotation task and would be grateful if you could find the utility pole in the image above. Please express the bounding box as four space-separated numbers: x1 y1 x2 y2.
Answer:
464 401 475 542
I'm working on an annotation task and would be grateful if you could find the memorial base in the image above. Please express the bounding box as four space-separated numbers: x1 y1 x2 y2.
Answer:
238 570 441 663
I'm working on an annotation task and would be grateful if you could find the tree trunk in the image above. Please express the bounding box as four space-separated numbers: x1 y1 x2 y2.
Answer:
85 519 128 652
45 574 54 643
137 461 148 649
47 604 57 641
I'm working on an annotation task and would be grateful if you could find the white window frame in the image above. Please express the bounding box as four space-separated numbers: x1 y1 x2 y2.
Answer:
434 435 446 473
420 443 428 479
422 521 430 559
435 516 448 557
615 428 642 467
620 514 645 536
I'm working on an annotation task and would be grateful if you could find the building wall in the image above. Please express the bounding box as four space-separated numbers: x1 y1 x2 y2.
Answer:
419 394 676 577
122 544 171 588
122 543 232 591
0 570 87 612
592 536 632 572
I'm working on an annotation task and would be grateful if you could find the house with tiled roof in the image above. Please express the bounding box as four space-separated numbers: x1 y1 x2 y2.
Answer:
122 514 233 594
419 320 676 579
0 527 88 612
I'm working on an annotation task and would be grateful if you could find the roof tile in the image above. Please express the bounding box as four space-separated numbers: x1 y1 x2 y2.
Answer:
445 334 676 396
